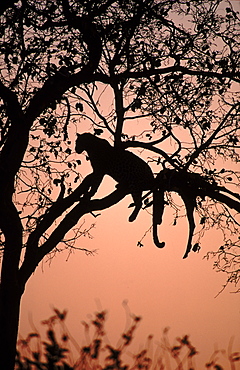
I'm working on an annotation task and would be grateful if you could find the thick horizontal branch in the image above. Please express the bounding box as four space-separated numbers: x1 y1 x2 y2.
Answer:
94 64 240 97
118 65 240 84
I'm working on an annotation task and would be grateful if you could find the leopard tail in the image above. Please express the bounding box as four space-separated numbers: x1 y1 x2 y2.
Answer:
152 188 165 248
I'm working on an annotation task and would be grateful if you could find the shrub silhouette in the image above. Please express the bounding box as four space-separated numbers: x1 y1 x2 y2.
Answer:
15 308 240 370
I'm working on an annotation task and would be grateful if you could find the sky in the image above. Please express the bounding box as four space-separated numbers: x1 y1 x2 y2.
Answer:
19 178 240 369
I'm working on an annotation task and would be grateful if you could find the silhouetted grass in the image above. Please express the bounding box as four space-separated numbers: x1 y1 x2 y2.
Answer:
15 308 240 370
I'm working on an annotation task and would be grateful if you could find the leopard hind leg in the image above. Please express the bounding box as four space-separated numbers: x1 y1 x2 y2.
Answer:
128 191 143 222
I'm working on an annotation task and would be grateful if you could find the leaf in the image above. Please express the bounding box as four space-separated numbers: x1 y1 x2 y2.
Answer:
76 102 83 111
53 308 67 321
131 98 141 112
65 148 71 155
214 365 223 370
192 243 200 252
32 352 40 361
231 352 240 361
94 128 103 136
53 179 61 186
29 333 40 338
138 83 146 96
12 56 18 64
200 217 206 224
175 116 181 124
160 106 166 114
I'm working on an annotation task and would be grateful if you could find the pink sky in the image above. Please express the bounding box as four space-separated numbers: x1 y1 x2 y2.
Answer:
19 185 240 368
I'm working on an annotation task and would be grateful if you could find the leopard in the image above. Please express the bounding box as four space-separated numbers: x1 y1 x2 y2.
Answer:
75 133 165 248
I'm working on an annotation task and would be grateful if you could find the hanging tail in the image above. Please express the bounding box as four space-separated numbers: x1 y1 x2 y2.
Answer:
152 188 165 248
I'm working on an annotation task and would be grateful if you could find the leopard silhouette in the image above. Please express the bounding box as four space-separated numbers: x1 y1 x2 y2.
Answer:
75 133 165 248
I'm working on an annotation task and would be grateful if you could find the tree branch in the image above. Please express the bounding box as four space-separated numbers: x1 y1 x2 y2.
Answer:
0 81 29 184
123 140 180 169
23 174 98 255
19 188 126 285
184 102 240 169
26 1 102 124
118 65 240 84
204 188 240 213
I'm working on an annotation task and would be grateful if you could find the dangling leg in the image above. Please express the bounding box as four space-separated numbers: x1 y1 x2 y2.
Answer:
128 191 143 222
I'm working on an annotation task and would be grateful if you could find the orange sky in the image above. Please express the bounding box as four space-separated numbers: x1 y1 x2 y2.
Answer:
19 184 240 368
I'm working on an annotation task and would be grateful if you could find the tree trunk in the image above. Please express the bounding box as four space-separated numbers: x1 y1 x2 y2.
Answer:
0 194 24 369
0 277 22 369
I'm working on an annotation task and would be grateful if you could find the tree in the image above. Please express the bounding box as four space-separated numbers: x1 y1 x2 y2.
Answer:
0 0 239 367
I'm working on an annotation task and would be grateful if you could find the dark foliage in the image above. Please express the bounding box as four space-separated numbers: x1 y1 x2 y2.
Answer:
15 308 240 370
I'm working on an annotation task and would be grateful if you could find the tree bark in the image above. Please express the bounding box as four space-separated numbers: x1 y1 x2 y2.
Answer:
0 278 22 369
